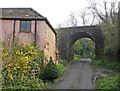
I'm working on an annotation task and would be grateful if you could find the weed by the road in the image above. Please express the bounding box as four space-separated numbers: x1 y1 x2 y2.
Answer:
59 59 69 66
92 59 120 90
92 60 119 71
96 74 119 90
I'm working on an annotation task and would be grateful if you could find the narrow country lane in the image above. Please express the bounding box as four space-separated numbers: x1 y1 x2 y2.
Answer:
53 59 95 89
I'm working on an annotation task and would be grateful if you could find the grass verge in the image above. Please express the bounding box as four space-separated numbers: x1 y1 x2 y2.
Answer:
92 59 120 90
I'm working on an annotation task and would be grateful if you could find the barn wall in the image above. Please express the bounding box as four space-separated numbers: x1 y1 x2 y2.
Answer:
44 21 57 62
1 19 57 62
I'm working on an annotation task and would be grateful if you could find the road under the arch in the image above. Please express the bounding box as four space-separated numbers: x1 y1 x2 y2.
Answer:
52 59 96 89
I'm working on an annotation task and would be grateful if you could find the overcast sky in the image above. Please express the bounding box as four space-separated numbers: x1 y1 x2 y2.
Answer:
0 0 91 28
0 0 119 28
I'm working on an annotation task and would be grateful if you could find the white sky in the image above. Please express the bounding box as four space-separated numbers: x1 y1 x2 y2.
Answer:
0 0 90 28
0 0 119 28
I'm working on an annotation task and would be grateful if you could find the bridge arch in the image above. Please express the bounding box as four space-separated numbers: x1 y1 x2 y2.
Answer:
56 25 104 60
68 32 97 60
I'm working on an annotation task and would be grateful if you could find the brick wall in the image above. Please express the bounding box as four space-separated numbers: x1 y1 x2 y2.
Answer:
44 22 57 62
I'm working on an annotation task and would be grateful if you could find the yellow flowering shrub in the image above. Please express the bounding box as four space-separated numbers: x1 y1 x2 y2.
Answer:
1 43 44 85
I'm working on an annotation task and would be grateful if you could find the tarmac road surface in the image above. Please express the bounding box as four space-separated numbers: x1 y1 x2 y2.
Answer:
54 59 95 89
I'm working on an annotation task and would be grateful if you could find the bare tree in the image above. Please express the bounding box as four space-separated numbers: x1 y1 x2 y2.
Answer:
77 8 97 26
77 9 88 26
87 0 118 24
57 24 62 28
69 13 78 27
56 13 77 28
87 0 105 23
110 1 118 24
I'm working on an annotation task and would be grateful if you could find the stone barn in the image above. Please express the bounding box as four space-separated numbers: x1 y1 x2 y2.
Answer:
0 8 57 62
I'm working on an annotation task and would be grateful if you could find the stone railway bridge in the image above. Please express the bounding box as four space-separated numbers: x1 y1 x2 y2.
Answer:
55 25 104 60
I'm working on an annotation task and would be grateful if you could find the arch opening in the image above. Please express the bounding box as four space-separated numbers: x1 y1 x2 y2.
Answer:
73 38 95 60
68 32 99 60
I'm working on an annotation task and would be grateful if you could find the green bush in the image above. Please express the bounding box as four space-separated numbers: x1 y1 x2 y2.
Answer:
56 63 64 76
40 57 59 81
101 22 118 60
118 74 120 88
92 60 120 90
74 54 81 61
92 60 119 71
2 78 46 90
40 58 65 81
96 75 119 90
59 59 68 66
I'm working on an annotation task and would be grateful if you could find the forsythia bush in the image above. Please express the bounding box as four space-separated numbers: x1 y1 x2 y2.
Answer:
1 43 44 87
